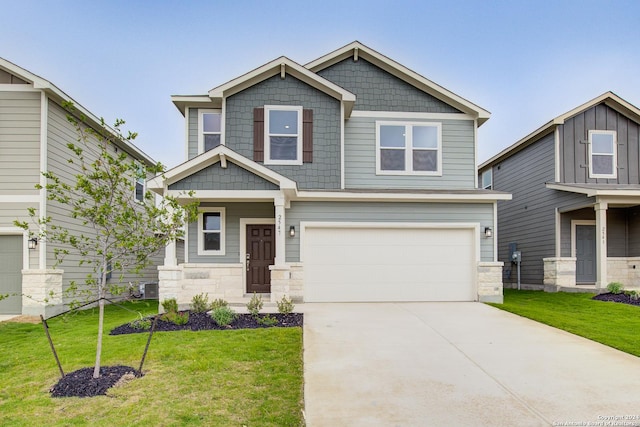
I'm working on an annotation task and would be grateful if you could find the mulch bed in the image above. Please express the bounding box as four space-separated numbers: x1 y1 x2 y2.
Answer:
592 292 640 306
109 311 303 335
51 311 303 398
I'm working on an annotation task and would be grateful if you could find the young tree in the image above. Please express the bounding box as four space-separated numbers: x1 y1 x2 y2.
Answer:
15 102 198 378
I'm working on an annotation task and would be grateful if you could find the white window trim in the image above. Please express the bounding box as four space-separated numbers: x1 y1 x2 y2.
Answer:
134 161 145 204
481 168 492 190
375 121 442 176
198 109 223 154
197 207 226 256
588 130 617 179
264 105 303 165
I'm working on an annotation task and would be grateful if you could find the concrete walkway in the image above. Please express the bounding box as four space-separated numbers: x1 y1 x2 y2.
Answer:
303 302 640 427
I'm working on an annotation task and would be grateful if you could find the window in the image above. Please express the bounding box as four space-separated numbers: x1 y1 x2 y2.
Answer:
197 208 225 255
264 105 303 165
588 130 617 178
199 110 222 153
376 122 442 175
134 162 145 203
481 168 492 190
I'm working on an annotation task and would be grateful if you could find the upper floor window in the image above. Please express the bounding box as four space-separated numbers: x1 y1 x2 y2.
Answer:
376 122 442 175
134 162 145 203
264 105 303 165
588 130 617 179
199 110 222 153
197 208 225 256
481 168 492 190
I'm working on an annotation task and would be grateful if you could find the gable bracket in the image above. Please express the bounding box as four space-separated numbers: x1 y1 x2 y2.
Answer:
280 64 286 79
220 153 227 169
353 47 359 62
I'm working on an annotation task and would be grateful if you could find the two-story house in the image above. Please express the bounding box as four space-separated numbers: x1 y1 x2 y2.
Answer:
478 92 640 292
149 42 510 305
0 58 161 317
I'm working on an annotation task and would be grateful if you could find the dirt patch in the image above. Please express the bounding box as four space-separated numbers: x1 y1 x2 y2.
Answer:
4 315 40 324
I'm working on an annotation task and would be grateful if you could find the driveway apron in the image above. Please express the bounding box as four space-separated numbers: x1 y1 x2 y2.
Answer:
303 302 640 427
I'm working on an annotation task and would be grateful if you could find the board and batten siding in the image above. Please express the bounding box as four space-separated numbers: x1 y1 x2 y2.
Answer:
0 90 41 194
285 201 494 263
559 103 640 184
46 100 160 302
187 202 274 264
344 116 476 190
560 207 633 258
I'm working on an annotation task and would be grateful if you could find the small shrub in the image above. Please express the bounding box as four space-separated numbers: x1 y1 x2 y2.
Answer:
246 293 263 317
129 316 151 330
211 306 237 327
163 310 189 325
210 298 229 310
276 296 295 314
257 314 278 327
161 298 179 314
191 293 210 313
630 290 640 301
607 282 624 294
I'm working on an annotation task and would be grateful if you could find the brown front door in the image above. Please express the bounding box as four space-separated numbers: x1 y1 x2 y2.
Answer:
246 224 275 293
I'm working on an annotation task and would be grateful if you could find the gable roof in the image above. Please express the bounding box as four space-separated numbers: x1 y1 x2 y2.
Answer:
172 56 356 116
147 144 297 193
0 57 156 166
306 41 491 126
479 91 640 171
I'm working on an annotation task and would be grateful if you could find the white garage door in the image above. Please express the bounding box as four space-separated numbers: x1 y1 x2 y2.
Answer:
303 225 476 302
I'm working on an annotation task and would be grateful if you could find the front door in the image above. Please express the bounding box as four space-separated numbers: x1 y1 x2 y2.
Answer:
576 224 596 283
246 225 275 293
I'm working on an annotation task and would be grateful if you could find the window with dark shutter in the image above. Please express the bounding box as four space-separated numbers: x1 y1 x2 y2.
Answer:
303 109 313 163
253 107 264 162
255 106 313 164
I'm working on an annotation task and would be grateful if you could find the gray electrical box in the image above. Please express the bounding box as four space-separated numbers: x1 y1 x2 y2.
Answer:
512 251 521 263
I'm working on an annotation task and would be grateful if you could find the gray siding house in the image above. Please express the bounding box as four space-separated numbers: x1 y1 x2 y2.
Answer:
478 92 640 292
0 58 160 317
150 42 510 305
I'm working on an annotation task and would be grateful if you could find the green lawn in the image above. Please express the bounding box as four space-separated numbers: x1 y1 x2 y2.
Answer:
489 289 640 357
0 301 304 426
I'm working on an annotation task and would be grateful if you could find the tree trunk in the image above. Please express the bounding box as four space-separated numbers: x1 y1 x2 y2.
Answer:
93 297 104 378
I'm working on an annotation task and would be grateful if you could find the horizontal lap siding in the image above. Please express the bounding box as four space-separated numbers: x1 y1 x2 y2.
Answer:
0 90 40 194
345 117 475 189
286 201 494 262
187 202 274 264
188 108 198 160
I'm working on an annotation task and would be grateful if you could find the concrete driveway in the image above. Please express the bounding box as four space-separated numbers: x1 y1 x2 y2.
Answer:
303 302 640 427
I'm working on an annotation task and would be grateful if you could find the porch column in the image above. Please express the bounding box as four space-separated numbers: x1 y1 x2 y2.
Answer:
274 195 286 266
164 240 177 267
595 201 608 290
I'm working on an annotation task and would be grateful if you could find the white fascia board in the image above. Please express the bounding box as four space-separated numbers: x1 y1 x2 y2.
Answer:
167 189 283 202
147 145 297 193
545 183 640 197
171 95 220 115
207 57 355 113
306 42 490 125
293 190 511 203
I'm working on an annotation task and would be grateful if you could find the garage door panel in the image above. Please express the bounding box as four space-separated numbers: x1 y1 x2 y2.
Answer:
0 235 23 314
304 226 476 302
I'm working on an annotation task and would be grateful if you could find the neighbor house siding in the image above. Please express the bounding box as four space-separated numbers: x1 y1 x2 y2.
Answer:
224 74 341 189
344 116 476 189
316 58 461 113
187 202 274 264
285 201 494 262
187 108 198 160
559 103 640 184
46 100 160 304
629 206 640 256
169 161 279 191
0 90 41 194
493 132 558 285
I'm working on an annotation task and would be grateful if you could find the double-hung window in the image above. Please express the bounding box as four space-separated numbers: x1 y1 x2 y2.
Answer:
199 110 222 153
197 208 225 256
376 122 442 175
134 162 145 203
264 105 303 165
481 168 492 190
588 130 617 179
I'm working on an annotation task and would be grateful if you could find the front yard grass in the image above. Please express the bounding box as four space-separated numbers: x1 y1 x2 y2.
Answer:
489 289 640 357
0 301 304 426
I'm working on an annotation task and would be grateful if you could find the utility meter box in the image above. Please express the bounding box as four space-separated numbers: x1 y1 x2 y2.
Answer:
512 251 521 263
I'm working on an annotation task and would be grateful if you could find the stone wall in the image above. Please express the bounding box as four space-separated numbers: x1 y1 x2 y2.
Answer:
270 263 303 303
21 269 64 317
543 257 576 292
477 262 504 303
607 257 640 289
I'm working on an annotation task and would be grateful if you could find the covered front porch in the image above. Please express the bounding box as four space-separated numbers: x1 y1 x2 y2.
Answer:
545 183 640 292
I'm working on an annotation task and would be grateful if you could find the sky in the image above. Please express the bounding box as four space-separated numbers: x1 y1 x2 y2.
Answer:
2 0 639 169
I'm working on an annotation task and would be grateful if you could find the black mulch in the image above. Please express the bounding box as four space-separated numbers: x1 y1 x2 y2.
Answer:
109 311 303 335
592 292 640 306
50 365 142 398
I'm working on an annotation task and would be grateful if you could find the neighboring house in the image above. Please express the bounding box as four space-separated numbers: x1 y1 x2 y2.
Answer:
149 41 510 305
478 92 640 292
0 58 161 317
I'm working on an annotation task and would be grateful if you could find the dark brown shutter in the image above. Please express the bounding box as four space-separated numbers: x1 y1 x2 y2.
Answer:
303 109 313 163
253 107 264 162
